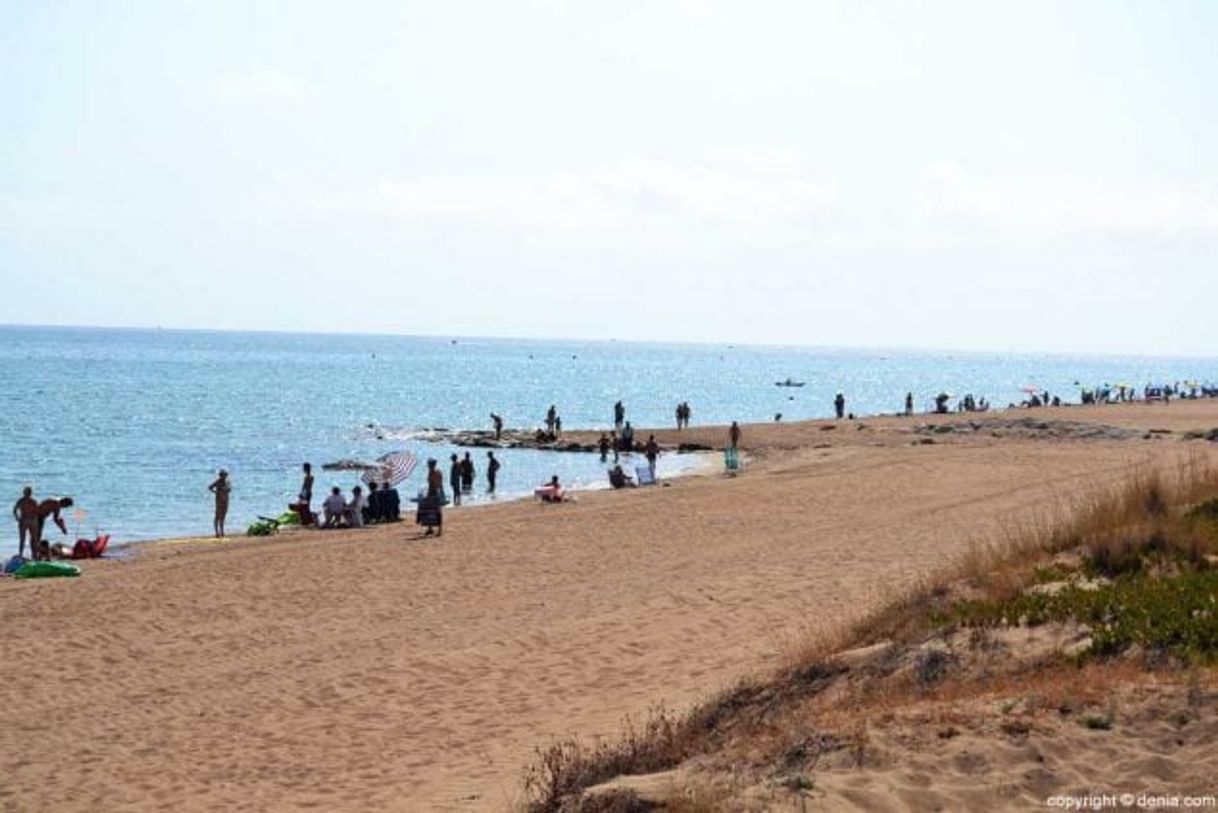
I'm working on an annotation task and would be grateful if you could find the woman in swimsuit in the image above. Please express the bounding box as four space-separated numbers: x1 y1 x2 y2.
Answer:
208 469 231 537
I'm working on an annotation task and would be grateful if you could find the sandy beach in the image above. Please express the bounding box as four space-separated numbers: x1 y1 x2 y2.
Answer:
3 402 1218 811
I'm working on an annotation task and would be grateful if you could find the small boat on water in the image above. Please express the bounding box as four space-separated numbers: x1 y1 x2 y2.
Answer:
775 378 805 387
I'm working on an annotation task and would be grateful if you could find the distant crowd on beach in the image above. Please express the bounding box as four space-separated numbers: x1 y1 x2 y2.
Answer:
18 380 1215 554
210 381 1218 539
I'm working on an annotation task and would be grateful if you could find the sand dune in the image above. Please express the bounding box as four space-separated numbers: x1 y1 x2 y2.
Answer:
3 402 1216 810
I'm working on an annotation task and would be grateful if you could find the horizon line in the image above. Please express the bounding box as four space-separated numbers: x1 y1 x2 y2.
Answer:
1 320 1216 364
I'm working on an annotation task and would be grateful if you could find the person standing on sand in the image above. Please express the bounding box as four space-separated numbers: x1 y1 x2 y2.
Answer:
834 393 846 420
34 496 73 561
12 486 38 559
208 470 231 538
449 454 463 506
905 392 914 416
487 451 500 494
545 405 557 436
299 463 314 514
426 458 443 499
490 413 504 440
614 401 625 430
729 421 741 449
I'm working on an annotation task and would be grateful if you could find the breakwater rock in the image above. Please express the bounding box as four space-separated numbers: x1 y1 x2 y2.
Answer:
396 428 712 454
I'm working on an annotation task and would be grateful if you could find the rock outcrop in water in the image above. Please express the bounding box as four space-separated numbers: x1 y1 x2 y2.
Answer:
365 427 713 454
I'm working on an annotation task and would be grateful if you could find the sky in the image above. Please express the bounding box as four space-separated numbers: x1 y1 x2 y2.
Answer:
1 0 1216 355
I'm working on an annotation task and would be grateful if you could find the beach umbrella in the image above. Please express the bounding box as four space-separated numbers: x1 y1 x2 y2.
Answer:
361 451 417 486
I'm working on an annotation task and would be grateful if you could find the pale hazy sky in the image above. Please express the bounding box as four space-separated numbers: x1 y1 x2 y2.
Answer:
2 1 1215 355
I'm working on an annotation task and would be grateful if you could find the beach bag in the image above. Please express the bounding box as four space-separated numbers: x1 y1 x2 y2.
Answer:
4 555 27 574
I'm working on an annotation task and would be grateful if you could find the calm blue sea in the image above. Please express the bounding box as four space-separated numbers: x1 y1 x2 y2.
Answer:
2 325 1216 551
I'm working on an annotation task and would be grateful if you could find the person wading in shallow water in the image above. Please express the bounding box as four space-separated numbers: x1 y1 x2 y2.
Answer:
460 452 475 493
487 451 501 494
449 454 463 506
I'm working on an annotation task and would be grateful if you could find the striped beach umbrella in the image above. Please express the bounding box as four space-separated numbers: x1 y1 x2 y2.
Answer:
361 451 417 486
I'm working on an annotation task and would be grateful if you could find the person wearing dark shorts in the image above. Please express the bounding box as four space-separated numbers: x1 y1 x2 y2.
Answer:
449 454 462 506
487 451 500 494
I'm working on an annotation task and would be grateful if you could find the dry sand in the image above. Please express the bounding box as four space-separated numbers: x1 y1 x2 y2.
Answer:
3 402 1217 811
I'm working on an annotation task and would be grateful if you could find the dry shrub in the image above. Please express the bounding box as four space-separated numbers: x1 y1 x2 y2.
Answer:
523 706 690 812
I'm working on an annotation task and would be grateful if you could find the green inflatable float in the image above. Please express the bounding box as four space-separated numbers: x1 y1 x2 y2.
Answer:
13 561 81 579
247 510 302 537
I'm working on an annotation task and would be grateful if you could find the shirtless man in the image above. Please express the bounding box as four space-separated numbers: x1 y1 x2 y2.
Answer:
34 496 73 561
11 487 38 559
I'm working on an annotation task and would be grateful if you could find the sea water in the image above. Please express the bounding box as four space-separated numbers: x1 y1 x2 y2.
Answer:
2 325 1216 551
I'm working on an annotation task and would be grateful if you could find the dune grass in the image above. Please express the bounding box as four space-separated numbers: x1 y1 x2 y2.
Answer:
521 455 1218 812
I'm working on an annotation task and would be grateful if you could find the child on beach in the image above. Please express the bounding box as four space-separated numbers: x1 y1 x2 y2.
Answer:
208 470 231 538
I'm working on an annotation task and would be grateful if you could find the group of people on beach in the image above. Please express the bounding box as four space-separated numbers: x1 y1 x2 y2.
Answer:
204 462 407 539
447 451 501 506
296 463 403 530
675 402 692 428
207 381 1216 540
317 481 402 529
10 489 74 561
596 422 638 463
